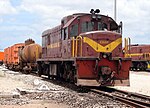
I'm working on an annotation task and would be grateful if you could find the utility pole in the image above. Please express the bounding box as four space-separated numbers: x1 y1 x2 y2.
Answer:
114 0 117 21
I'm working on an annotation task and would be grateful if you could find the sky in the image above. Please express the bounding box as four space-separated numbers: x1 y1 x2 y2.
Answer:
0 0 150 50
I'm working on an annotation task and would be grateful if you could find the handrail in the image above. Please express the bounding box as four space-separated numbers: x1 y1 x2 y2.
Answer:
75 36 83 57
124 37 131 58
72 37 75 57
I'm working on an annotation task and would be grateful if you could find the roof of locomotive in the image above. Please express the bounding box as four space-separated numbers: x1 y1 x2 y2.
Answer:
42 13 118 36
42 25 61 36
61 13 116 21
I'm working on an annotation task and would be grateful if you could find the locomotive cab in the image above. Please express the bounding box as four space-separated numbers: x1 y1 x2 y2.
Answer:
61 9 122 40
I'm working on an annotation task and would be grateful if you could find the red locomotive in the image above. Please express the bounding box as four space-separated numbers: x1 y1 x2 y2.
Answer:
37 9 131 86
124 38 150 70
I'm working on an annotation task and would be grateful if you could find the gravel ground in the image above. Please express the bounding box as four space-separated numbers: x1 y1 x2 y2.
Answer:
1 65 150 108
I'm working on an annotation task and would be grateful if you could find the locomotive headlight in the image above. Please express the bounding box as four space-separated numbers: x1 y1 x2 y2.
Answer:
100 53 112 59
97 15 101 20
103 54 107 58
92 15 96 19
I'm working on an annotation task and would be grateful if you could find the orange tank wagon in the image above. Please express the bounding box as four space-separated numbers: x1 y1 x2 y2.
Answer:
18 39 42 73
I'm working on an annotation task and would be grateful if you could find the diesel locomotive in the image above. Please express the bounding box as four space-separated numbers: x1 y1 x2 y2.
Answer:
124 38 150 71
37 9 131 86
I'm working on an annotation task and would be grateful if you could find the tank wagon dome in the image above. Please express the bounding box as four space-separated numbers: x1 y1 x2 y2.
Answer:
25 38 35 46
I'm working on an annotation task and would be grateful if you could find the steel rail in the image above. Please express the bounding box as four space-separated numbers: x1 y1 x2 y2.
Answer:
90 89 150 108
111 88 150 100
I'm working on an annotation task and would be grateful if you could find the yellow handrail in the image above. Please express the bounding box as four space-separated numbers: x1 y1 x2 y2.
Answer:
75 36 83 57
72 37 75 57
124 37 131 58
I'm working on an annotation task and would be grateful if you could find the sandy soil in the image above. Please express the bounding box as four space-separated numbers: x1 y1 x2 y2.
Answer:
0 67 68 108
0 100 68 108
0 76 32 93
0 104 68 108
114 71 150 96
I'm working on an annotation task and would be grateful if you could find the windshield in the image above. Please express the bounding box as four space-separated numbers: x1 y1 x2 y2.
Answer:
81 21 94 33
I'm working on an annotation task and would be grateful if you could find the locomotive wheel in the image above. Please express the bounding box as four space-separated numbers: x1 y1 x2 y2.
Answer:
62 63 76 83
56 64 64 80
74 74 77 84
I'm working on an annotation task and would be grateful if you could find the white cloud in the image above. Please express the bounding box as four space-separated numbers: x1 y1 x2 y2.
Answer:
19 0 116 35
117 0 150 41
20 0 114 17
1 0 150 49
0 18 3 23
0 0 17 15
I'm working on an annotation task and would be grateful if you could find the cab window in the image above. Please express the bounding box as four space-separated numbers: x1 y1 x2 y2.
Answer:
98 22 108 30
42 36 46 47
81 21 94 33
98 22 103 30
70 24 78 37
62 27 68 40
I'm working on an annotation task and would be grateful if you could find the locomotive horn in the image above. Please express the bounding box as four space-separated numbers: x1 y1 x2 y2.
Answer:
90 9 94 14
90 9 100 14
95 9 100 13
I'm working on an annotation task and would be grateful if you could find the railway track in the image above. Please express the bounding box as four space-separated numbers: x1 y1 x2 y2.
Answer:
2 68 150 107
89 87 150 108
30 72 150 107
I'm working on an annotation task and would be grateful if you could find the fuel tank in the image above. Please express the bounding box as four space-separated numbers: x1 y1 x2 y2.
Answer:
19 42 42 63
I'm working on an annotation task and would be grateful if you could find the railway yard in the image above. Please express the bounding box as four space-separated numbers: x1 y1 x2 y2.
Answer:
0 0 150 108
0 65 150 108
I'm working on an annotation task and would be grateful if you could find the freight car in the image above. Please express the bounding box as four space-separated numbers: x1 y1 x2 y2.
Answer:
4 43 24 70
37 9 131 86
124 38 150 71
4 39 42 73
0 51 4 65
18 39 42 73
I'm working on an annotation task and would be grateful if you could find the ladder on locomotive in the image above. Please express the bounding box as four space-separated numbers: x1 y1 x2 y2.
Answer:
72 36 83 57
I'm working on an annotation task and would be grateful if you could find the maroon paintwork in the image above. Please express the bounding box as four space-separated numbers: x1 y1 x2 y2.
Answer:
127 44 150 70
38 12 131 86
130 45 150 61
